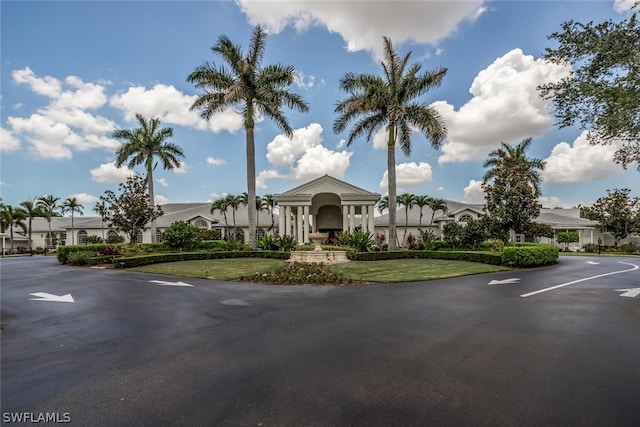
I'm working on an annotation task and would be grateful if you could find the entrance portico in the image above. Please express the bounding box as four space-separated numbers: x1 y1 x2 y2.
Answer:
274 175 381 244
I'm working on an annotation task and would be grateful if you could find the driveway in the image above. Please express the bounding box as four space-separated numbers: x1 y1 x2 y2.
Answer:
1 255 639 426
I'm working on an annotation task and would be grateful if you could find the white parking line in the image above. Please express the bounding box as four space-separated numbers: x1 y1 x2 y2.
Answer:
520 262 639 298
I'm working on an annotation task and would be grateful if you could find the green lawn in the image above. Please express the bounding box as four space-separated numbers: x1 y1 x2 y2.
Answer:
130 258 509 283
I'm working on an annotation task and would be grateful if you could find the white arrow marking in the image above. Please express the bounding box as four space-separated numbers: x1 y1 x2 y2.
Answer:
29 292 75 303
586 261 600 265
615 288 640 298
488 278 521 285
521 262 639 298
149 280 193 287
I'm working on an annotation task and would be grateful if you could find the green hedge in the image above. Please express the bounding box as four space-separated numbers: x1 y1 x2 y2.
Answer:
57 244 129 264
115 250 289 268
348 250 503 265
197 240 227 251
502 244 559 266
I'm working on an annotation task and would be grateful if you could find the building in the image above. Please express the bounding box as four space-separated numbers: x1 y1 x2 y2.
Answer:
1 175 634 254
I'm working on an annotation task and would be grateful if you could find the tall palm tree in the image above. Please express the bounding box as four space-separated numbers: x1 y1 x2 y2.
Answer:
187 25 309 248
20 197 41 254
427 197 448 228
1 205 27 253
93 200 108 242
413 195 431 232
397 193 416 247
113 114 184 243
62 197 84 245
36 195 61 252
377 195 391 215
334 36 447 250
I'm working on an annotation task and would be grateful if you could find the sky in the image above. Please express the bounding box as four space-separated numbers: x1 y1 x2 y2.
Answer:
1 0 638 215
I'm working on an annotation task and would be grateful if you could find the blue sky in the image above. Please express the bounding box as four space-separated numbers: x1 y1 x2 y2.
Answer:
1 0 637 214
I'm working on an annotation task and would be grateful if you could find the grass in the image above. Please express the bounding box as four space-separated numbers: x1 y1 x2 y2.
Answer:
130 257 510 284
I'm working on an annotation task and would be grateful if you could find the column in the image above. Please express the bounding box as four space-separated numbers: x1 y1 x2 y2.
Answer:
303 205 310 244
279 206 286 237
368 205 375 235
297 206 304 244
361 206 368 232
343 206 349 232
284 206 291 236
349 205 355 232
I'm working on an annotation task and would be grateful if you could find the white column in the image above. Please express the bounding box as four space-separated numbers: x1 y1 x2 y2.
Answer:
303 205 310 244
349 205 355 232
285 206 291 236
361 206 368 232
279 206 286 237
343 206 349 232
297 206 304 244
368 205 375 235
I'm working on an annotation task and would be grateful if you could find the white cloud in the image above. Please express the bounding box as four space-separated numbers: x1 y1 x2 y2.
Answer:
155 194 169 205
173 161 188 174
256 169 286 189
67 192 99 205
261 123 353 188
433 49 571 164
206 157 226 166
90 162 134 183
336 139 346 149
0 127 21 152
614 0 637 12
291 145 353 182
109 84 244 134
156 178 168 187
379 162 433 192
12 67 62 98
235 0 487 58
293 70 315 90
9 67 120 158
463 179 485 203
542 131 625 184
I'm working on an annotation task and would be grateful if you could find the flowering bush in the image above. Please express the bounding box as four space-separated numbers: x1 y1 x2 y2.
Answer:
246 262 351 285
98 246 120 256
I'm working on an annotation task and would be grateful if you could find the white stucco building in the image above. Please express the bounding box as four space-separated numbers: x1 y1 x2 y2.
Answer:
2 175 634 254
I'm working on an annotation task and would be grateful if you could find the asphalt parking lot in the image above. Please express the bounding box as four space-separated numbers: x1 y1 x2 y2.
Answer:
2 255 639 426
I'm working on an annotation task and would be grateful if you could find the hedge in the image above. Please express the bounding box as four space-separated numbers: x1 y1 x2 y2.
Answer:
57 244 129 264
502 244 559 266
114 250 289 268
348 250 503 265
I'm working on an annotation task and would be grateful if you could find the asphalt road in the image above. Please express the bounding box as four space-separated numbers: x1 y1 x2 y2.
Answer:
1 255 639 426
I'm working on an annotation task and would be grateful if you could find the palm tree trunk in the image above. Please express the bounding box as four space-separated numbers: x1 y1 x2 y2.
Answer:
147 165 157 244
246 126 257 249
71 213 75 245
387 128 398 250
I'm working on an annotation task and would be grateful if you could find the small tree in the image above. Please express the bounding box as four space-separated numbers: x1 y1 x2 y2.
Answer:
443 222 464 249
460 219 487 250
100 175 163 244
591 188 640 245
161 221 202 249
526 223 555 243
557 231 580 251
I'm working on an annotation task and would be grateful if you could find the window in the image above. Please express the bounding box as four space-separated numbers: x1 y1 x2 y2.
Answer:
78 230 88 245
136 231 143 244
235 229 245 241
156 229 163 242
459 214 473 223
256 228 266 240
515 235 522 243
194 219 208 229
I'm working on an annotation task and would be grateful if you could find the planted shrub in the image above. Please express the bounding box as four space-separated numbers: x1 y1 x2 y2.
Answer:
257 234 279 250
99 246 120 256
245 262 351 285
502 244 559 267
161 221 202 249
276 235 296 252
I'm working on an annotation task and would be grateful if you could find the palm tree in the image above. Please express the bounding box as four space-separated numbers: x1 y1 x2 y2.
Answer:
36 195 61 252
427 197 448 228
483 138 545 197
413 195 431 232
262 194 276 231
397 193 416 247
62 197 84 245
377 195 391 215
210 197 230 239
93 200 108 242
334 36 447 250
1 205 27 253
113 114 185 243
187 25 309 248
20 197 41 254
225 194 243 237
